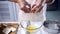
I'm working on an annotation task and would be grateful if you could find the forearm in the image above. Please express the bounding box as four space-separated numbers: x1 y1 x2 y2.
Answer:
9 0 19 3
46 0 52 3
46 0 55 4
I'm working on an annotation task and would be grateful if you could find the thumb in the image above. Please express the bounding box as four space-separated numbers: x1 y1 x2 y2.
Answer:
32 4 36 8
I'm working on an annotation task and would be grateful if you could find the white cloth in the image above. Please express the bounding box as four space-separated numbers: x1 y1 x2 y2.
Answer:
3 27 16 34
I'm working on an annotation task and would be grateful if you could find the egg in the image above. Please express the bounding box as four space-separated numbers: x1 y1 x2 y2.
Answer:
27 25 36 32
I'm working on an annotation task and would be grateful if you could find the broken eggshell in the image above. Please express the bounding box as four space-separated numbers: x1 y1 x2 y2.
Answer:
3 27 16 34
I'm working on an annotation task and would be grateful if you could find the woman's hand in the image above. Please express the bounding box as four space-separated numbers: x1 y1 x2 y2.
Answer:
31 0 44 13
31 0 54 13
18 0 31 13
8 0 31 13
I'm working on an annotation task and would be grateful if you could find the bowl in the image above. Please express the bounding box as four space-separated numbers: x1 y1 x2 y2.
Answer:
43 20 60 34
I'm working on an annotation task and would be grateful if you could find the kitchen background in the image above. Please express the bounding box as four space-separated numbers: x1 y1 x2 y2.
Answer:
0 0 60 22
46 0 60 21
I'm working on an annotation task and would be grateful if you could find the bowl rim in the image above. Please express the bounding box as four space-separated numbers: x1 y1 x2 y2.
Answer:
43 20 60 30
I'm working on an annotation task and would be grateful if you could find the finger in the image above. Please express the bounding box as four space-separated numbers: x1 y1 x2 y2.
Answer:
21 6 30 13
34 0 44 13
26 4 31 9
18 0 31 13
35 6 43 13
23 0 31 9
31 5 39 11
32 0 44 8
32 1 43 11
21 8 29 13
18 1 25 9
25 2 31 8
31 5 39 13
31 4 42 12
31 9 36 13
32 6 43 13
32 4 36 8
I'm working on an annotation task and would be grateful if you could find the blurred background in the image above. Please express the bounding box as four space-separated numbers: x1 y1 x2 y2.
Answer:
46 0 60 21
